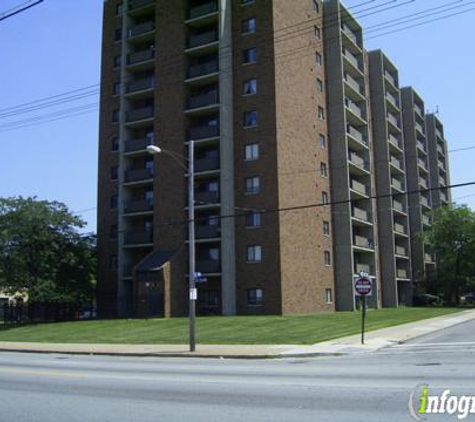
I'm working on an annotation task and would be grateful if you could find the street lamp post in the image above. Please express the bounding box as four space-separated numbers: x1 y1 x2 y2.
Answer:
147 140 196 352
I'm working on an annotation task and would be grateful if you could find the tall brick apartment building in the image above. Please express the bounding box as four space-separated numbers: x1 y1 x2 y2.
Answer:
97 0 451 317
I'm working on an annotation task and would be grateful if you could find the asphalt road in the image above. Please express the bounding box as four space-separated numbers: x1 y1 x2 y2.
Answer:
0 320 474 422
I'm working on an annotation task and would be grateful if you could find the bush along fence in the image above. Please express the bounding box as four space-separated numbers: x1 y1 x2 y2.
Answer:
1 302 96 324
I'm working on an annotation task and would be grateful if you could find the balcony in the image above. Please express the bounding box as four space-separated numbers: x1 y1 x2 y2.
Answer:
395 246 407 257
189 125 219 140
188 2 219 21
422 214 432 226
187 91 219 111
124 231 153 246
128 49 154 66
195 190 220 206
195 156 219 173
420 196 430 208
436 129 443 139
390 156 403 171
437 143 445 155
355 263 374 275
341 23 359 46
393 199 406 214
345 98 364 121
397 269 408 279
353 235 373 250
388 134 402 150
347 125 367 146
417 140 426 153
391 178 404 192
126 106 154 123
128 21 155 38
394 222 407 235
344 73 363 97
129 0 155 11
196 225 220 239
439 176 446 186
196 259 220 274
387 113 401 130
415 122 425 135
350 179 368 196
343 48 362 72
187 60 219 80
384 71 397 87
187 30 219 50
124 199 153 214
352 206 370 222
124 137 153 153
419 178 429 189
125 168 153 183
438 161 446 172
440 192 448 203
348 152 369 172
425 253 434 263
418 158 428 171
126 77 155 94
386 92 399 109
414 105 424 119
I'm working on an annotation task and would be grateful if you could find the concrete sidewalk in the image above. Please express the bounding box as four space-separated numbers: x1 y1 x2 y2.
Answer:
0 309 474 359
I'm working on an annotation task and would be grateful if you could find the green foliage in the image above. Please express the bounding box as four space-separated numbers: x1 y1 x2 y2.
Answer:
424 205 475 304
0 197 96 304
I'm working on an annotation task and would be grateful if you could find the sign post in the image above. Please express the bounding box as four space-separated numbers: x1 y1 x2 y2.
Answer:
354 272 373 345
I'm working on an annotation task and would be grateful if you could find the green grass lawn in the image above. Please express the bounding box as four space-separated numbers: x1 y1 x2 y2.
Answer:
0 307 463 345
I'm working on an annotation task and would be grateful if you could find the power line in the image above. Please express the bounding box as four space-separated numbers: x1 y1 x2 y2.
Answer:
0 0 44 22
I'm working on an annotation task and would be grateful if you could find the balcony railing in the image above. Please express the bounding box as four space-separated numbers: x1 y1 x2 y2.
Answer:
438 161 446 172
188 60 219 79
343 48 362 71
437 144 445 155
415 122 425 134
345 98 364 119
128 49 154 65
196 225 220 239
425 253 434 263
188 2 218 20
195 190 220 205
351 179 367 195
417 140 426 152
355 263 374 275
436 129 443 139
393 200 406 213
126 106 154 122
124 199 153 214
420 196 430 208
390 156 402 170
386 92 399 108
347 125 367 145
354 235 373 249
348 152 369 171
419 178 428 189
418 158 427 170
395 246 407 257
188 91 218 110
126 77 155 94
125 168 153 183
388 134 401 149
128 21 155 38
124 137 154 153
394 223 407 234
414 105 423 118
384 71 396 87
397 269 408 279
195 156 219 172
189 125 219 140
439 176 446 186
129 0 155 11
188 30 219 49
344 73 362 95
352 207 370 222
440 192 448 203
125 231 153 245
341 23 359 45
387 113 400 129
196 259 220 274
422 215 431 226
391 178 404 191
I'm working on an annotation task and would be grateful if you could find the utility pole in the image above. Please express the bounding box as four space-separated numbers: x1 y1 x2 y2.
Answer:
188 140 196 352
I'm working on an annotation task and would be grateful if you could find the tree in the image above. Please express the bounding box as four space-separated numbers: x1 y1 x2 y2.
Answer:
0 197 96 304
424 205 475 305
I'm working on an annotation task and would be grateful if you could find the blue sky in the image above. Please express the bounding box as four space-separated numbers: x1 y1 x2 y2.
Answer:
0 0 474 233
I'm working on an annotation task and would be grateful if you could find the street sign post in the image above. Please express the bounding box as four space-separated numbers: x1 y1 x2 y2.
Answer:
354 273 373 345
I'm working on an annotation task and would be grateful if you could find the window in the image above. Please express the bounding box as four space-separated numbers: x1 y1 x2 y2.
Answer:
319 134 326 149
242 18 256 34
247 246 262 262
316 78 324 93
110 195 118 209
116 3 124 15
248 288 263 306
322 191 329 205
245 143 259 161
313 0 320 13
115 28 122 41
318 106 325 120
113 55 122 68
145 189 154 204
323 221 330 236
241 0 255 5
244 110 258 127
324 251 331 266
109 255 118 270
316 52 323 66
111 136 119 151
245 211 261 228
320 162 328 178
113 82 121 95
110 225 118 239
198 290 219 307
314 26 321 39
325 288 333 304
245 176 260 194
111 166 118 180
112 109 120 123
243 78 257 95
243 48 257 64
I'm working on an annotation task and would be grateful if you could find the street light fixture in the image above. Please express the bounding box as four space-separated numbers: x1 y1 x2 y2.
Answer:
147 140 196 352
